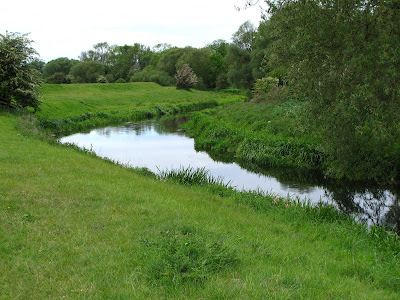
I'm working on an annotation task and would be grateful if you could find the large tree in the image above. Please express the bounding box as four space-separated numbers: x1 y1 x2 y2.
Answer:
0 32 42 111
265 0 400 181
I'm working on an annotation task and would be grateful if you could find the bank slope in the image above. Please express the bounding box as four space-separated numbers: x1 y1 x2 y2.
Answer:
0 112 399 299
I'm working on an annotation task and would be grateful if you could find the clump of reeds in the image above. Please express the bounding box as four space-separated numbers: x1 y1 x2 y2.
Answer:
157 166 231 188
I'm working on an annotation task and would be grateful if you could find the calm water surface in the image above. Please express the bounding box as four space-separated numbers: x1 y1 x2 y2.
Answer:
60 117 399 231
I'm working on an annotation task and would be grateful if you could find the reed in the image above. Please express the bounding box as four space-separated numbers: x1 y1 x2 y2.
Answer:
157 166 231 188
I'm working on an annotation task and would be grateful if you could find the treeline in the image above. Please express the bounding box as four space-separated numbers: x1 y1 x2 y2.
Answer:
36 21 262 90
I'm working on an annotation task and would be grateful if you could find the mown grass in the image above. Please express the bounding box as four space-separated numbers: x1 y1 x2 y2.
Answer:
38 83 242 119
1 84 399 299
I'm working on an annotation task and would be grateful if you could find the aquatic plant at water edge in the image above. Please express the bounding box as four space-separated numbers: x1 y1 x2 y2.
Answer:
157 166 231 188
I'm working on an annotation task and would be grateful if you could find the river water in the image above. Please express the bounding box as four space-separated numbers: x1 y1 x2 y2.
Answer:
60 116 399 231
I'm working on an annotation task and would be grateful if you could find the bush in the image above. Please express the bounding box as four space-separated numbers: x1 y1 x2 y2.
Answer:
175 64 198 90
65 75 75 84
96 75 108 83
215 73 229 90
130 70 175 86
253 77 279 96
45 72 66 84
115 78 126 83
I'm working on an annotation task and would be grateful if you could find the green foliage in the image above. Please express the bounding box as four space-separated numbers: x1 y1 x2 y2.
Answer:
231 20 256 52
226 44 253 89
184 103 321 170
157 166 230 187
0 32 42 110
130 70 175 86
44 72 66 84
42 57 77 79
96 75 108 83
265 0 400 182
114 78 126 83
253 76 279 95
69 61 106 83
176 47 212 89
155 47 185 76
215 73 229 90
175 64 198 90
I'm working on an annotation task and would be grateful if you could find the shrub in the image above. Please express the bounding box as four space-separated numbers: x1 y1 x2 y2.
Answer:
45 72 65 84
253 77 279 96
175 64 198 90
115 78 126 83
96 75 108 83
215 73 229 90
65 75 75 84
130 70 175 86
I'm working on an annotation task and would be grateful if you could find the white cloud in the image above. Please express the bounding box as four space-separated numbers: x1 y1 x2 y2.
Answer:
1 0 263 62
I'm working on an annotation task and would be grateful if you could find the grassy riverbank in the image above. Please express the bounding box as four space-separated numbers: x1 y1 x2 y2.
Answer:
1 84 399 298
183 100 400 184
183 101 322 170
36 83 243 133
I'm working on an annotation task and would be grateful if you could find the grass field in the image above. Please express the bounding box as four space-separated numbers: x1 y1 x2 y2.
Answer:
37 83 242 119
1 84 399 299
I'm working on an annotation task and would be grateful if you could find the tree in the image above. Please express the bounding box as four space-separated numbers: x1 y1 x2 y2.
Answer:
226 44 253 89
42 57 78 79
265 0 400 181
0 32 42 111
176 47 211 89
69 61 106 83
225 21 256 89
175 64 197 90
231 20 256 52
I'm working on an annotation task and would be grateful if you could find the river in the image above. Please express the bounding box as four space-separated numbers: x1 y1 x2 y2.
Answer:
59 116 399 231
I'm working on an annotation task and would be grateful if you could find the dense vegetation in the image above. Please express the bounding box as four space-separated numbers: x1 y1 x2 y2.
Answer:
0 32 42 110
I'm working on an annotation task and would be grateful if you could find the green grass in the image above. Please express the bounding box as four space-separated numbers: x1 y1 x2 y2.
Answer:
1 84 399 298
183 101 322 170
38 83 242 119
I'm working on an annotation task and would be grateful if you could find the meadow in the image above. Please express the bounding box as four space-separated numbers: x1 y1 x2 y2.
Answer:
1 83 399 299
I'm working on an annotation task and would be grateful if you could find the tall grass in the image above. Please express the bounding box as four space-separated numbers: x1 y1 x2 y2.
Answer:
184 111 322 170
157 166 231 188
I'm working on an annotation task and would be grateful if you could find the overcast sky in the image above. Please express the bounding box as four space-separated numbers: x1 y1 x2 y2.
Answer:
1 0 264 62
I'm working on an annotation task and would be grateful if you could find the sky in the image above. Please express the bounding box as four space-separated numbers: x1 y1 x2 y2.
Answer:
1 0 264 62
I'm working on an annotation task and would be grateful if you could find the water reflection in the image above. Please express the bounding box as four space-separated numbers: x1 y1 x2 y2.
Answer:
59 117 399 232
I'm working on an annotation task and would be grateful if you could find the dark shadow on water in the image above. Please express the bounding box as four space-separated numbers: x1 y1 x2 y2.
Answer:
195 132 400 232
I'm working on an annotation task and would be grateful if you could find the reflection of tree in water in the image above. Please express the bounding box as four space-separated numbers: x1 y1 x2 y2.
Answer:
94 116 190 136
326 186 399 231
199 139 400 233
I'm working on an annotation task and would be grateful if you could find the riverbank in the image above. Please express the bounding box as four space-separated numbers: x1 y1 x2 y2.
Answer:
183 100 400 184
1 84 399 298
183 101 322 170
36 83 244 133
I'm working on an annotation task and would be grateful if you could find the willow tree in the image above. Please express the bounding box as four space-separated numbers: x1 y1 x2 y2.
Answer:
264 0 400 182
0 32 42 111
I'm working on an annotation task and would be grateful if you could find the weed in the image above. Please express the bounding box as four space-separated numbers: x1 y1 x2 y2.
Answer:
141 224 238 287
